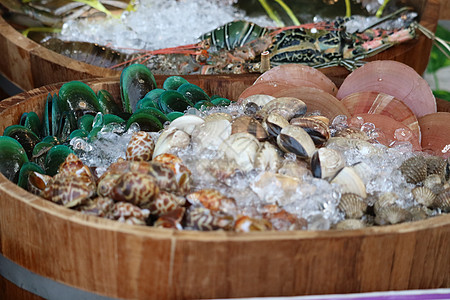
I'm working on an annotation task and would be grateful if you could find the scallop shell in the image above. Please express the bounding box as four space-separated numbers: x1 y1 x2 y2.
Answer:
409 206 432 222
334 219 366 230
330 166 367 199
412 186 436 207
425 156 447 181
423 174 444 195
348 114 421 151
340 91 420 141
434 188 450 212
238 81 298 101
254 64 338 96
272 86 351 120
418 112 450 158
375 206 412 225
336 60 436 117
338 193 367 219
374 192 398 214
399 156 427 184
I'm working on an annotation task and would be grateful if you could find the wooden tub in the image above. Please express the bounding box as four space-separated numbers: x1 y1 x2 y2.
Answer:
0 77 449 300
0 0 440 92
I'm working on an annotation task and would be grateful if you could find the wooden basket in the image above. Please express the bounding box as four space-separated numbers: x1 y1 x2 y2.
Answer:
0 0 440 92
0 77 449 300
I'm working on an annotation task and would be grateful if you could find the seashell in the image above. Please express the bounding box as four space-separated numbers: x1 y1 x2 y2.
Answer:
186 206 234 231
375 206 411 225
254 142 282 172
348 114 421 151
262 112 290 138
158 90 194 114
146 190 186 216
374 192 398 214
257 97 307 121
153 154 191 196
272 86 351 120
120 64 156 113
152 127 190 159
3 125 40 160
330 166 367 199
277 159 311 179
244 102 261 116
142 162 179 194
186 189 237 216
425 156 447 181
409 206 432 222
203 112 233 122
163 76 189 91
340 91 420 141
192 119 232 151
111 172 159 207
238 81 299 101
126 131 155 161
167 114 205 135
418 112 450 158
43 173 96 208
338 193 367 219
177 83 210 104
231 116 268 141
108 202 150 225
334 219 366 230
423 174 444 195
44 145 75 176
234 215 273 232
239 94 275 107
336 60 436 118
412 186 436 207
290 116 331 147
251 172 302 206
311 148 345 179
434 188 450 212
153 207 185 230
77 196 115 217
333 128 369 140
260 205 307 231
219 132 261 172
351 161 372 184
253 64 338 96
399 156 427 184
277 125 316 159
27 171 53 196
97 173 120 198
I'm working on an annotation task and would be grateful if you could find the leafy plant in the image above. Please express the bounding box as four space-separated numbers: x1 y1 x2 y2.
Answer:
426 24 450 102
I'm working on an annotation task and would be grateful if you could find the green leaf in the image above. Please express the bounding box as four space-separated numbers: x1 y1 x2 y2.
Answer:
426 24 450 73
433 90 450 102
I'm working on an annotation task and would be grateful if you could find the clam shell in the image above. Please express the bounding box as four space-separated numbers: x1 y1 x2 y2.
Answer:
412 186 436 207
336 60 436 117
399 156 427 184
338 193 367 219
409 206 432 222
231 116 268 141
334 219 366 230
239 94 275 107
311 148 345 179
290 116 330 147
330 166 367 199
257 97 307 121
278 159 311 179
277 125 316 159
340 91 420 141
254 64 338 96
167 114 205 135
418 112 450 158
203 113 233 122
152 127 190 158
272 86 351 120
219 132 261 172
349 114 421 151
262 112 290 137
191 119 232 151
238 82 298 101
254 142 282 172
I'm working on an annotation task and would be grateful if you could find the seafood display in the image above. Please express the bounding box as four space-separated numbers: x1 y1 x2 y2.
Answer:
1 61 449 232
31 3 429 75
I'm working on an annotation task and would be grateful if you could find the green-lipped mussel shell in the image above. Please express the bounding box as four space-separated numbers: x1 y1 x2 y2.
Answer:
136 88 165 111
166 112 184 121
177 83 210 104
17 162 45 189
104 114 125 125
126 112 163 132
44 145 74 176
43 93 51 137
52 93 61 137
78 114 95 132
41 136 60 145
134 107 169 125
58 81 102 118
57 111 77 142
32 141 54 168
97 89 121 115
0 136 29 183
194 100 214 110
158 91 194 114
69 129 89 139
211 98 231 106
163 76 189 91
20 112 41 137
120 64 157 113
3 125 40 160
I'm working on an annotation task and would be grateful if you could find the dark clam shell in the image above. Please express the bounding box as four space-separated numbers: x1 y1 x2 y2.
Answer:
120 64 157 113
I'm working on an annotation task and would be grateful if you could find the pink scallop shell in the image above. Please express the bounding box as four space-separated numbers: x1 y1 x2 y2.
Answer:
336 60 436 118
418 112 450 158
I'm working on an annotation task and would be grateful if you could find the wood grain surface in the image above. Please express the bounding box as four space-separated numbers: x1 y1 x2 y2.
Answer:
0 0 440 91
0 77 449 299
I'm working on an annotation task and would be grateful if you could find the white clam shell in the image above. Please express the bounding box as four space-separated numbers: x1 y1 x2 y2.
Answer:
167 115 205 135
152 127 190 158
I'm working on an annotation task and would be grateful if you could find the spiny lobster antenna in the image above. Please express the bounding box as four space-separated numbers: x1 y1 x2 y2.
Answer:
416 23 450 60
357 6 414 33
